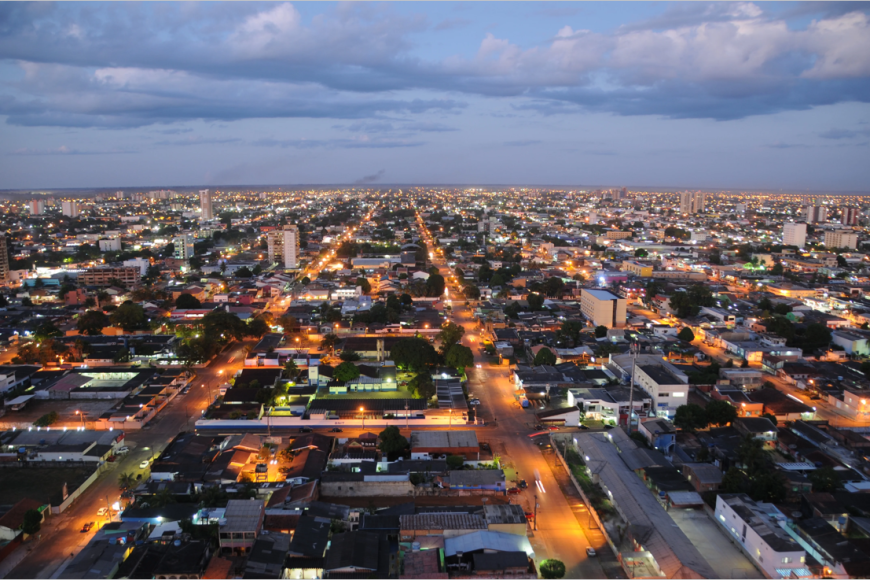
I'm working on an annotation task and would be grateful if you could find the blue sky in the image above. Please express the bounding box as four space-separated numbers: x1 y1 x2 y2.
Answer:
1 1 869 190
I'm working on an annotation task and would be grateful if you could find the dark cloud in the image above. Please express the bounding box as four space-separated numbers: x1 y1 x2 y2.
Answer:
353 169 385 184
819 128 870 139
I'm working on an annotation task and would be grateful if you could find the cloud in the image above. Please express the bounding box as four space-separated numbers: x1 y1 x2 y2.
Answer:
353 169 385 184
252 137 424 149
765 142 813 149
504 139 541 146
819 128 863 139
8 145 135 155
434 18 471 31
154 136 242 146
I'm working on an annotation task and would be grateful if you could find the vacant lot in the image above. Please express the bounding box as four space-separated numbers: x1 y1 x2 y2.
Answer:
0 466 95 506
3 399 116 426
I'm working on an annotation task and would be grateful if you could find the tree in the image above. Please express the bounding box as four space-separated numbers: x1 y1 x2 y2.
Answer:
634 248 648 258
464 285 481 300
378 426 409 461
282 359 299 380
409 372 435 400
391 337 438 372
334 362 361 382
771 263 784 276
673 404 708 431
34 411 59 427
110 302 148 332
118 472 135 490
21 509 42 536
21 297 33 307
445 343 474 372
705 400 737 427
76 310 109 336
437 322 465 354
678 327 695 342
246 316 271 338
355 277 372 295
320 333 338 354
720 467 744 493
533 347 557 366
594 325 608 338
527 292 545 311
808 466 841 492
539 559 566 579
340 349 361 362
34 320 62 342
175 293 202 309
425 273 445 297
446 455 465 470
201 310 246 341
762 413 778 426
803 323 832 350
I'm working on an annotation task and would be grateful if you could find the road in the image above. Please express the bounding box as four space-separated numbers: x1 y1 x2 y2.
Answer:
415 213 609 578
5 340 256 580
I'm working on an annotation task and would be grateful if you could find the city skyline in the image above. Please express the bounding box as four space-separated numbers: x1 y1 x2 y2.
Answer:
1 1 869 191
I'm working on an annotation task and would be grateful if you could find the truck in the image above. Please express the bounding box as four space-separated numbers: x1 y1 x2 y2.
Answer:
521 398 530 408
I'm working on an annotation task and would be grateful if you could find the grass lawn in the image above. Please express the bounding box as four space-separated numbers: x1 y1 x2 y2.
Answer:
0 466 95 506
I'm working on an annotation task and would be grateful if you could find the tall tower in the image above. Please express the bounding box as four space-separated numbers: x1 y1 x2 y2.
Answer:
679 191 693 214
173 234 194 262
804 205 827 224
782 223 807 249
0 236 9 283
283 225 299 269
29 200 45 215
842 207 859 226
199 189 213 221
61 200 79 218
267 230 285 265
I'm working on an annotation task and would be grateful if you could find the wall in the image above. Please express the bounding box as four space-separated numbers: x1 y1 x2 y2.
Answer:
51 463 107 514
320 480 415 497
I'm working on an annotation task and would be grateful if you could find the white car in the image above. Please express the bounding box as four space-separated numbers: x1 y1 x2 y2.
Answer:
116 446 129 454
139 460 150 469
97 507 108 516
469 399 481 406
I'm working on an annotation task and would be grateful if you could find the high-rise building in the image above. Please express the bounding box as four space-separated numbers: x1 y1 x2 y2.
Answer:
199 189 213 221
266 229 284 265
61 200 79 218
173 234 195 262
842 207 859 226
679 191 706 214
803 205 827 224
824 230 858 250
0 236 9 283
282 225 300 269
782 223 807 248
29 200 45 215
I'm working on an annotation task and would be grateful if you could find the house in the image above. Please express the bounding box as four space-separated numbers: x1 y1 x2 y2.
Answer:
399 513 488 541
324 531 388 578
244 532 291 578
714 494 810 580
410 430 479 460
733 417 778 449
679 463 723 493
0 499 44 541
443 470 506 491
218 499 265 556
634 363 689 419
638 418 676 456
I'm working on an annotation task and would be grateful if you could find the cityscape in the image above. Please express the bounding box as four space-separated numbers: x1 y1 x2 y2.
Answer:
1 3 870 580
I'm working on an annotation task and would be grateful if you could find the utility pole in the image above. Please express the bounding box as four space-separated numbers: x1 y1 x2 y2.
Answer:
405 401 409 430
627 342 638 433
105 495 112 522
534 493 539 531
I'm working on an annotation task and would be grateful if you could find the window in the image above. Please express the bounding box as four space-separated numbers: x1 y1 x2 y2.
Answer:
672 392 685 397
719 515 726 523
782 558 791 564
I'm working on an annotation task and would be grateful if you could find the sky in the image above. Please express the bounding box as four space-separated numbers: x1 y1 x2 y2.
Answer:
1 1 869 191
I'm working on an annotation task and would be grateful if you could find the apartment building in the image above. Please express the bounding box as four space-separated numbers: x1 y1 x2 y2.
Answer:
824 230 858 250
679 191 706 214
266 224 300 269
173 234 195 262
61 200 80 218
78 266 140 287
199 189 213 221
580 289 626 329
621 261 653 277
633 362 689 418
804 205 827 224
782 223 807 248
0 236 8 282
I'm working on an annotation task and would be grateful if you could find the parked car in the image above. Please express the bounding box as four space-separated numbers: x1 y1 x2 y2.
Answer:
507 487 522 495
96 507 108 516
330 427 343 432
299 427 312 433
603 424 614 430
534 424 545 431
518 479 528 489
139 460 150 469
116 446 130 454
469 399 481 406
548 425 559 431
80 521 94 533
579 424 589 430
586 547 597 557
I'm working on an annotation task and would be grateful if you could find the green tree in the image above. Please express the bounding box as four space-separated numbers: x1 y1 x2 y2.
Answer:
464 285 481 300
720 467 744 493
201 310 246 341
678 327 695 342
594 325 607 338
378 426 409 461
446 455 465 470
340 349 361 362
533 347 557 366
634 248 648 258
437 322 465 354
673 404 709 431
282 359 299 380
21 509 42 536
320 333 338 354
34 411 59 427
705 400 737 427
409 372 435 400
118 472 135 490
444 343 474 372
246 316 271 338
34 320 62 342
391 337 438 372
808 466 841 492
539 559 566 579
110 302 148 332
771 263 784 276
355 277 372 295
426 273 446 297
77 310 109 336
175 293 202 309
334 361 361 382
527 292 545 311
762 412 778 426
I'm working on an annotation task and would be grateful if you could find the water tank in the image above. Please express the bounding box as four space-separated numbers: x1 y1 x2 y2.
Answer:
412 542 420 551
173 539 181 547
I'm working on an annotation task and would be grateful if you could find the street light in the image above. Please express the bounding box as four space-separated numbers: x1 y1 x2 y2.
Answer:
75 410 85 429
360 406 365 430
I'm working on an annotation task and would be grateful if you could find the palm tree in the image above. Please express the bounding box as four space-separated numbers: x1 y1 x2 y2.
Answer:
118 472 135 490
320 333 338 356
283 359 299 380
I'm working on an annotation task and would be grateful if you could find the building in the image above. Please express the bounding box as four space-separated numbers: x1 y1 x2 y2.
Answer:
0 236 8 282
783 223 807 249
409 430 479 460
282 225 300 269
61 200 80 218
622 261 653 277
266 229 284 265
219 499 265 555
78 266 140 287
123 257 151 276
842 207 859 226
824 230 858 250
580 288 627 329
199 189 213 221
98 237 121 252
679 191 706 214
804 205 827 224
633 363 689 418
714 494 810 579
173 234 194 262
29 200 45 215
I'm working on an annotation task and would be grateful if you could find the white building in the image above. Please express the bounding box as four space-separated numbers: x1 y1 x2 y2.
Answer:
29 200 45 215
804 205 827 224
173 234 194 262
714 494 810 580
61 200 80 218
633 362 689 418
98 237 121 252
824 230 858 250
679 191 706 214
782 223 807 249
123 257 151 276
282 225 299 269
199 189 213 221
580 289 627 329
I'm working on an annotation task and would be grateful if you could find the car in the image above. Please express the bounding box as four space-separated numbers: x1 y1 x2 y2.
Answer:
579 424 589 430
518 479 528 489
330 427 343 432
548 425 559 431
139 460 150 469
534 424 545 431
121 490 133 499
116 446 130 454
469 399 481 406
299 427 312 433
80 521 94 533
507 487 522 495
96 507 108 516
586 547 597 557
603 424 614 430
524 512 535 519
